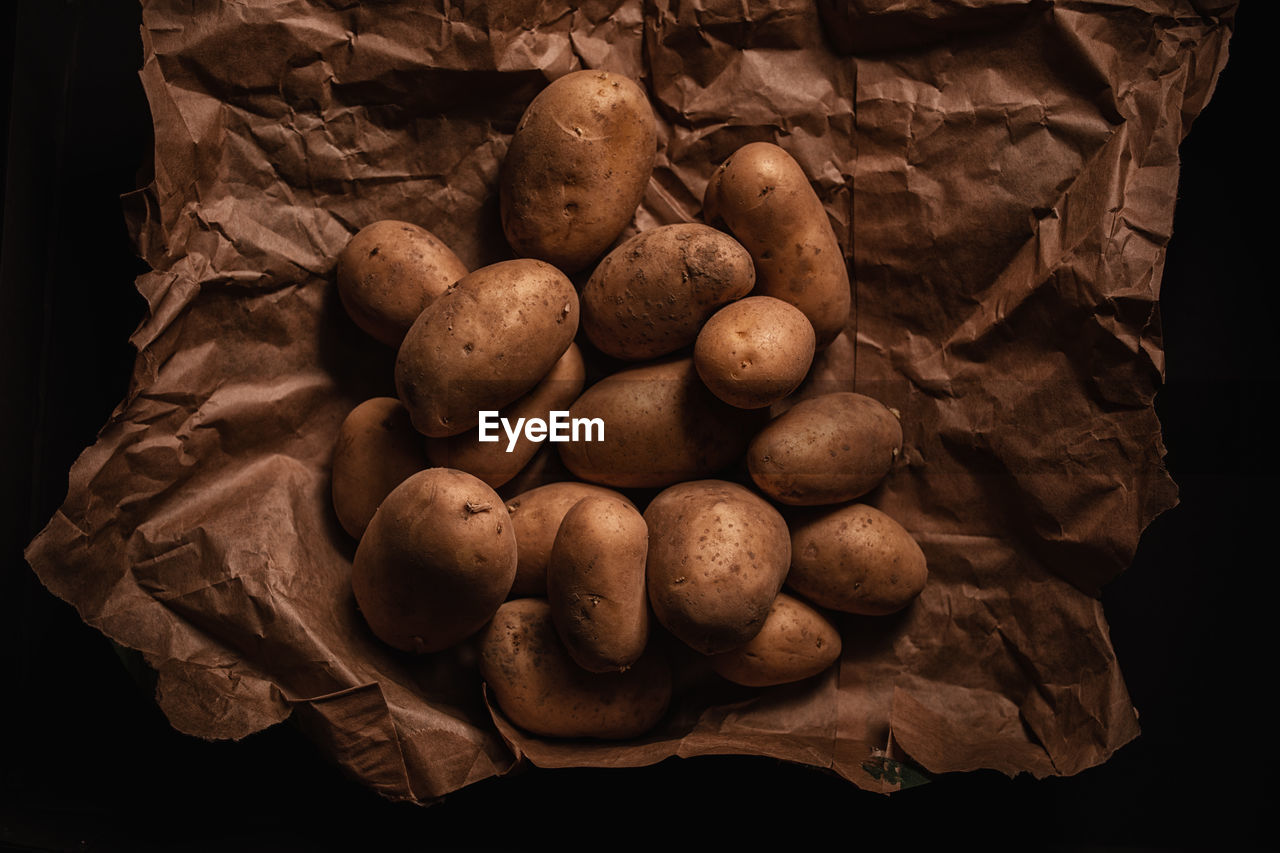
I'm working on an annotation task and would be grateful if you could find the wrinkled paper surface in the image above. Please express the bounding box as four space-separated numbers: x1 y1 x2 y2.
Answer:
26 0 1234 801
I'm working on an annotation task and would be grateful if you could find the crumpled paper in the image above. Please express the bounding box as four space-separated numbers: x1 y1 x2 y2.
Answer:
26 0 1235 801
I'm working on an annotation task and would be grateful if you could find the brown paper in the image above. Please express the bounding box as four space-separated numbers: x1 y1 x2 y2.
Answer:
26 0 1234 801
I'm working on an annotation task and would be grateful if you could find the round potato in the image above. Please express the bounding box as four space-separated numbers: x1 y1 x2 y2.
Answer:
558 357 766 489
708 593 842 687
336 220 468 347
330 397 426 540
703 142 851 348
694 296 815 409
479 598 671 739
581 224 754 361
500 70 657 273
644 480 791 654
423 344 586 489
749 392 902 505
395 258 578 438
787 503 927 615
352 468 517 653
548 496 650 673
504 482 634 597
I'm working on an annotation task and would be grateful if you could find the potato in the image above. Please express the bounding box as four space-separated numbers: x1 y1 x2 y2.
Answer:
500 70 657 274
581 224 754 361
479 598 671 739
336 220 468 347
558 357 766 489
504 482 633 597
330 397 426 540
644 480 791 654
548 496 649 673
395 258 578 438
351 468 517 653
708 593 842 687
423 344 586 489
748 392 902 505
694 296 815 409
787 503 927 615
703 142 851 348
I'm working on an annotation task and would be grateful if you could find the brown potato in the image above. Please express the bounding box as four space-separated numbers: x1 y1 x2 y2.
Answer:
395 258 578 438
479 598 671 739
330 397 426 540
548 496 649 673
504 482 634 598
336 220 468 347
644 480 791 654
694 296 815 409
787 503 927 615
581 224 754 361
703 142 851 348
351 469 517 653
749 392 902 506
558 357 766 489
423 344 586 489
708 593 842 687
500 70 657 274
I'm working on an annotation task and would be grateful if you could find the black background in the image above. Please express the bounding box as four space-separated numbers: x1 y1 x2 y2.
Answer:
1 2 1272 850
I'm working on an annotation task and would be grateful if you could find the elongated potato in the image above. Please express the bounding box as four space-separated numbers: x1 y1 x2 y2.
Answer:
694 296 815 409
703 142 851 348
423 344 586 488
479 598 671 739
501 70 657 273
558 357 766 489
330 397 426 540
352 469 517 653
548 496 649 672
644 480 791 654
581 224 754 361
708 593 842 687
787 503 927 615
336 220 468 347
504 482 634 597
749 392 902 505
395 258 578 437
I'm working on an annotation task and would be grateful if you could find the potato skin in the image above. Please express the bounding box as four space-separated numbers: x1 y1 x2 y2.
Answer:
787 503 927 615
496 445 573 502
395 258 578 438
479 598 671 739
708 593 842 687
558 357 766 489
351 469 517 653
703 142 851 348
581 224 754 361
548 497 650 673
504 482 634 597
423 344 586 489
331 398 426 540
336 220 468 347
644 480 791 654
500 70 657 274
694 296 815 409
749 392 902 506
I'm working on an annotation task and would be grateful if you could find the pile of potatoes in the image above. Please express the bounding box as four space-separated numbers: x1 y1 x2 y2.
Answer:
330 70 928 740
